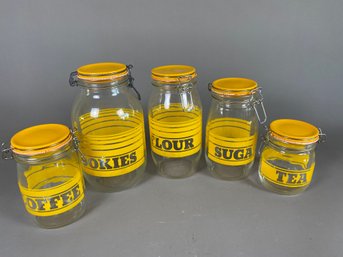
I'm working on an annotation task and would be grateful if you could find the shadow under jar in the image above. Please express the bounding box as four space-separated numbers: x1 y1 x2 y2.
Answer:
70 62 146 192
4 124 86 228
206 78 267 180
258 119 325 195
148 65 202 178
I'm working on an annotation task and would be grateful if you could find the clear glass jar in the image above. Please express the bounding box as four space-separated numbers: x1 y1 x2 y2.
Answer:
148 65 202 178
4 124 86 228
258 119 324 195
70 62 146 192
206 78 267 180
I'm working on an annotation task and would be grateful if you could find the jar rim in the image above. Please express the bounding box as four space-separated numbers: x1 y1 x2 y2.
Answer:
77 62 128 83
210 77 258 97
151 64 197 84
269 119 320 145
11 124 72 156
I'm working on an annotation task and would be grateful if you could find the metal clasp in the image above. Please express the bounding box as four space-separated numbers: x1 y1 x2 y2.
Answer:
177 75 194 111
251 88 268 127
126 64 141 100
69 71 78 87
318 128 327 143
1 143 13 160
257 134 267 156
70 129 87 164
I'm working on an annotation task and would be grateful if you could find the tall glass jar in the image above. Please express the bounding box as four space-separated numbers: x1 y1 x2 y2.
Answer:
2 124 86 228
148 65 202 178
206 78 267 180
70 62 146 192
258 119 325 195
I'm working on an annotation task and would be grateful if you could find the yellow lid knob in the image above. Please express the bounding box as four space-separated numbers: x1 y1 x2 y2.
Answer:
269 119 320 145
151 65 197 83
211 78 258 97
11 124 72 156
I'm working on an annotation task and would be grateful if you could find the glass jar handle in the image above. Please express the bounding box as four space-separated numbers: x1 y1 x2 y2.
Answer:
177 76 194 111
1 142 13 160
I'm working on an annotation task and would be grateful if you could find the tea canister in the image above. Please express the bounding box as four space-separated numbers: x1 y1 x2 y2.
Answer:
258 119 325 195
70 62 146 192
2 124 86 228
206 78 267 180
148 65 202 178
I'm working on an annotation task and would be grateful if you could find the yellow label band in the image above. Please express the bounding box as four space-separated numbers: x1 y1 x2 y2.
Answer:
260 159 314 188
19 165 85 217
207 118 257 166
149 104 202 158
78 108 146 177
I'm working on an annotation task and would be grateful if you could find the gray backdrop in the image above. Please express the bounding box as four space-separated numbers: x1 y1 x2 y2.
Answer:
0 0 342 257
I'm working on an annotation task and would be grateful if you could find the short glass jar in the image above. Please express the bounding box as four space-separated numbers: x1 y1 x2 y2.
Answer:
258 119 324 195
2 124 86 228
70 62 146 192
148 65 202 178
206 78 267 180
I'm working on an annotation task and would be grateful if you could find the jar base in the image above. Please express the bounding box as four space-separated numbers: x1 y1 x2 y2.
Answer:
83 163 146 192
34 199 86 229
152 151 201 179
206 156 253 181
258 174 308 195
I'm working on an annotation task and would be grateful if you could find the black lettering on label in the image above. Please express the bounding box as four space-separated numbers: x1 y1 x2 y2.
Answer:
26 197 37 210
154 137 195 151
89 158 99 169
287 173 298 184
276 170 287 182
60 191 73 205
99 159 112 169
215 147 221 157
49 195 60 210
162 140 172 150
214 147 253 160
184 138 194 149
130 152 137 163
35 198 47 211
72 185 81 199
112 157 120 168
233 149 244 160
120 155 130 167
298 173 307 183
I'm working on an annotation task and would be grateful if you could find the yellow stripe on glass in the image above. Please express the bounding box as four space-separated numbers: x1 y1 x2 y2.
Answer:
78 108 146 177
207 118 257 166
149 103 202 158
18 163 85 217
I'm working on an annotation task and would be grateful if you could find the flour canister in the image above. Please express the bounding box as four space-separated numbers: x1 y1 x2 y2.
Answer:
2 124 86 228
148 65 202 178
69 62 146 192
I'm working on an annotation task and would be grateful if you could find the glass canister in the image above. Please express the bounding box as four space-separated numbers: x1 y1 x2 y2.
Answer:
148 65 202 178
69 62 146 192
258 119 325 195
206 78 267 180
2 124 86 228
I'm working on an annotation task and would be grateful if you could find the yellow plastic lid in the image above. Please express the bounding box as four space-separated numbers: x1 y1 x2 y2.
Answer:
77 62 128 82
211 78 258 97
269 119 320 145
11 124 72 156
151 65 197 83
